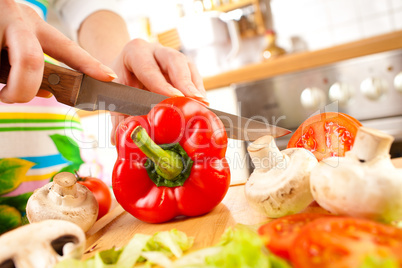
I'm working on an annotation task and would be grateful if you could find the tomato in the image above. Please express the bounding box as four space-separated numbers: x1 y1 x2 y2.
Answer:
77 176 112 220
287 112 362 161
290 217 402 268
258 213 331 260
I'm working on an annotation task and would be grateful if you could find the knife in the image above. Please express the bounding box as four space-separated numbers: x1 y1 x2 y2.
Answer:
0 51 291 141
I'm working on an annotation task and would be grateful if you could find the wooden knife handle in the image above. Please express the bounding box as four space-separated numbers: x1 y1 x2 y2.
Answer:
0 50 83 106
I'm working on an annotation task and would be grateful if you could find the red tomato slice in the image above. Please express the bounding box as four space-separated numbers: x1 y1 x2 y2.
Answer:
287 112 362 161
258 213 332 260
290 217 402 268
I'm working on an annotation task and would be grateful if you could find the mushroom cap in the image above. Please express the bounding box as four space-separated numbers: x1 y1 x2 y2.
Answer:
245 148 318 218
0 219 85 268
311 156 402 222
26 180 98 232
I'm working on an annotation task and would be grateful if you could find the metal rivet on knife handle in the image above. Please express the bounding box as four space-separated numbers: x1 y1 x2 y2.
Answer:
48 74 60 85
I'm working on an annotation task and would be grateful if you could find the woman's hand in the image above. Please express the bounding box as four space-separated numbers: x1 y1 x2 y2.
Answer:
108 38 208 144
110 39 206 101
0 0 117 103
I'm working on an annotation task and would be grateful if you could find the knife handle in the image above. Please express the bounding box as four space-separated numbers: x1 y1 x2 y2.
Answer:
0 50 83 106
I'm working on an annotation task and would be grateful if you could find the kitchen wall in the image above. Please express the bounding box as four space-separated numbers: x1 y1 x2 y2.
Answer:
113 0 402 73
49 0 402 54
270 0 402 51
116 0 402 53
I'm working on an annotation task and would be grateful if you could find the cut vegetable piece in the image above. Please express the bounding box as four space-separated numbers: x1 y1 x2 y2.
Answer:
245 135 318 218
258 213 332 260
26 172 98 232
287 112 362 161
289 217 402 268
310 127 402 223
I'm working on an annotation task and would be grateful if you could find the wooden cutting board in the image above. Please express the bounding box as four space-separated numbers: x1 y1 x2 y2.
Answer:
84 158 402 259
83 185 269 259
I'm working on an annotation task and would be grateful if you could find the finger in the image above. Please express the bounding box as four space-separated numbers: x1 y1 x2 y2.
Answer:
188 62 209 106
0 27 44 103
34 19 117 82
123 39 184 97
188 61 206 97
154 45 207 102
36 89 53 98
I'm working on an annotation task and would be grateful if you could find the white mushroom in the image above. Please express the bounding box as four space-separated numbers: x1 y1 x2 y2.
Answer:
26 172 98 232
310 127 402 223
0 219 85 268
244 135 318 218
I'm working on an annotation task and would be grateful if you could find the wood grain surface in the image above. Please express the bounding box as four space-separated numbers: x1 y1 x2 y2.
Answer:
203 30 402 90
84 158 402 260
83 185 268 259
0 50 83 106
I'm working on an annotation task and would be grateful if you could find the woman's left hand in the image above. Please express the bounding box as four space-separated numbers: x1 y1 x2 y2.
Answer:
109 38 208 144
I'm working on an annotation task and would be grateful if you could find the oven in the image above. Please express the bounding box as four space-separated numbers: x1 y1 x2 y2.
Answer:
235 48 402 165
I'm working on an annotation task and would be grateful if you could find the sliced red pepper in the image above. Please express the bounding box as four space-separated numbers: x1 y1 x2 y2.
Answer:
112 97 231 223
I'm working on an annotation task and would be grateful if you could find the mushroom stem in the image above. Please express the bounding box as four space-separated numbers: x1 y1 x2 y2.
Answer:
350 127 394 162
247 135 284 172
52 172 78 197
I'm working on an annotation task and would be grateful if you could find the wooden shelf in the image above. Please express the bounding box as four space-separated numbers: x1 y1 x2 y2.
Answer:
211 0 256 13
203 30 402 90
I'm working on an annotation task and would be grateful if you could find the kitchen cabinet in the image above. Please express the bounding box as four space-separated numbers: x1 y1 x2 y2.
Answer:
157 0 266 50
209 0 266 38
203 30 402 90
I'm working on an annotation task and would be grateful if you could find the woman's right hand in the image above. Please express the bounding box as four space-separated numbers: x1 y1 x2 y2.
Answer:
0 0 117 103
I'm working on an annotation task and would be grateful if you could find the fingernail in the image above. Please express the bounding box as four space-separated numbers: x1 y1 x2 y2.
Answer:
189 85 206 99
200 87 207 98
193 96 210 106
194 91 205 99
44 92 53 98
100 64 118 79
171 87 185 97
37 89 53 98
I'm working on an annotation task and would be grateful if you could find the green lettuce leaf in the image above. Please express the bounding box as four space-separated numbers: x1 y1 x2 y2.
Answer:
205 225 291 268
56 226 289 268
359 254 399 268
98 247 123 265
115 233 151 268
140 251 173 267
173 225 291 268
148 228 194 258
55 229 192 268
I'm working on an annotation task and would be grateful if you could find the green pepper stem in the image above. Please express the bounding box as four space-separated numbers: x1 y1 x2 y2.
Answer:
131 126 184 181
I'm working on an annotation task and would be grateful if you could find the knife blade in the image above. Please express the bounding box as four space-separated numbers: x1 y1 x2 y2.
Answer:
0 51 291 141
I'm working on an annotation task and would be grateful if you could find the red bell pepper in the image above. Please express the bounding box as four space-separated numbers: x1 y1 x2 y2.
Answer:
112 97 231 223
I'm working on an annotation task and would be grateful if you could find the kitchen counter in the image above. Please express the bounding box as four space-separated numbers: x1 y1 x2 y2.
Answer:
84 185 267 258
203 30 402 90
83 158 402 261
84 184 327 259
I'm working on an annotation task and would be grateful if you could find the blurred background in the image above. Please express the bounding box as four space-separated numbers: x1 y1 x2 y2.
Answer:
48 0 402 185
